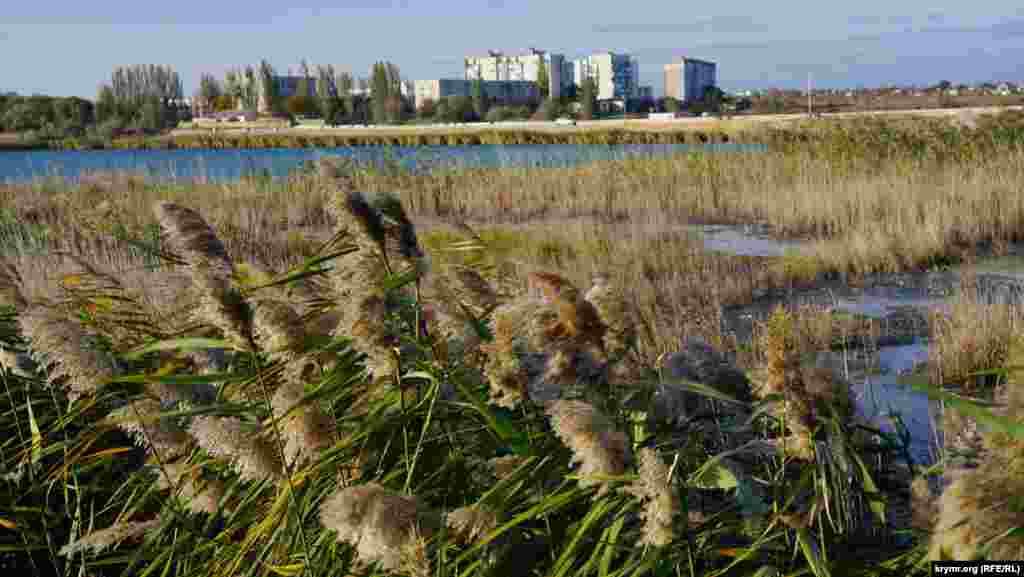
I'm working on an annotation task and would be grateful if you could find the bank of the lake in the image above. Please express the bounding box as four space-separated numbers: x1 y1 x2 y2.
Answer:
0 142 767 183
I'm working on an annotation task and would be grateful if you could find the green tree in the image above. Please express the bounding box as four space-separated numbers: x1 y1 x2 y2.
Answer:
242 66 259 112
95 86 118 124
471 78 488 120
286 94 317 117
540 97 560 121
316 65 338 123
371 62 389 125
581 77 597 120
417 98 435 120
537 58 550 100
702 86 723 114
258 59 279 114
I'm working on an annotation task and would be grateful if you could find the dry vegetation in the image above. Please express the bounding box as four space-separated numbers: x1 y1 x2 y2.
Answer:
2 112 1024 575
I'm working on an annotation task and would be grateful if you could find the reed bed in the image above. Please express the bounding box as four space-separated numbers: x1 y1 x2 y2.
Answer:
3 112 1024 574
1 188 939 577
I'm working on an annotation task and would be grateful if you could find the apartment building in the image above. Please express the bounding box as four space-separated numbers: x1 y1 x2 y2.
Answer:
571 52 639 101
413 78 539 110
464 49 569 99
664 57 717 104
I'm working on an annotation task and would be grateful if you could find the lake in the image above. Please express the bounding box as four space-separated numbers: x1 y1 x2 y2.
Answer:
0 143 767 183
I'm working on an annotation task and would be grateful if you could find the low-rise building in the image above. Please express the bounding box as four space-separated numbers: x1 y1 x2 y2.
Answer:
248 75 318 114
414 78 539 110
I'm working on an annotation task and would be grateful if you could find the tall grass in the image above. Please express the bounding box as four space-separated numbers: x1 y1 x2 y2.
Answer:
0 188 930 576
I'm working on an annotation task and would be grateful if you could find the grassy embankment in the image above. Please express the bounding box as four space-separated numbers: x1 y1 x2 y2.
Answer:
2 112 1024 576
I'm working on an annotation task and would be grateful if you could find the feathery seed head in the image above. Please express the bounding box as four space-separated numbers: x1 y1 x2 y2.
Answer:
319 482 431 572
59 519 161 557
546 400 631 494
155 461 226 515
446 505 499 544
628 448 680 547
153 202 233 279
271 379 335 467
18 307 117 400
251 298 306 357
107 399 190 460
188 416 283 482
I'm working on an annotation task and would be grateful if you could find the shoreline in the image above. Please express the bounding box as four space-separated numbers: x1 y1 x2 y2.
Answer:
1 104 1019 152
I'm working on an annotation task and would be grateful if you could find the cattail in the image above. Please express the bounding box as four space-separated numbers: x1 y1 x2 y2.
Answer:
154 202 251 351
17 307 117 400
627 448 680 547
446 505 499 544
188 416 283 482
155 461 226 515
271 379 336 467
319 482 433 572
107 399 190 460
546 400 631 494
59 518 161 557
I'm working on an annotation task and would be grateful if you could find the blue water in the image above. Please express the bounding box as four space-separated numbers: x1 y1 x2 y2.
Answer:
0 143 767 183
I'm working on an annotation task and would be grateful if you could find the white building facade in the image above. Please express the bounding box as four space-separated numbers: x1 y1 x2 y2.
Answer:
464 49 568 99
664 57 717 104
413 78 539 110
571 52 639 101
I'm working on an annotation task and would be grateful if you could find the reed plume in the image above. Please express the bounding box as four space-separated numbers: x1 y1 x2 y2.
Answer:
17 306 117 400
59 518 162 557
546 399 631 495
188 416 283 482
627 448 680 548
154 202 252 351
446 504 499 544
270 378 336 468
318 482 433 573
107 399 191 460
155 460 227 515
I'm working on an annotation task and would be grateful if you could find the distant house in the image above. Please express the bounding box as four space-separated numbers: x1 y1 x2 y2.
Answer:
252 75 318 114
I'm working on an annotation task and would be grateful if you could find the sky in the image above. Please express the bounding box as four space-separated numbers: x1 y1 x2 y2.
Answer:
3 1 1024 99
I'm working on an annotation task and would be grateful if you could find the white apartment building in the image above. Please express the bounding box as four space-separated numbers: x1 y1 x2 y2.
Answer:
571 52 639 101
464 49 568 99
664 57 717 104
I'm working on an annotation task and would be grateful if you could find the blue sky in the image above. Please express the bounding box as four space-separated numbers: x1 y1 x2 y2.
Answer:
3 1 1024 99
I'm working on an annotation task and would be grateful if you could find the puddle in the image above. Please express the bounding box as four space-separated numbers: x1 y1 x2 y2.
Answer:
690 224 811 257
832 294 949 319
843 342 938 466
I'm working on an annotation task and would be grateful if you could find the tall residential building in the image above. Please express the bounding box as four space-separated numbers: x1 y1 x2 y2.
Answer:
664 57 717 104
464 49 567 99
571 52 639 101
